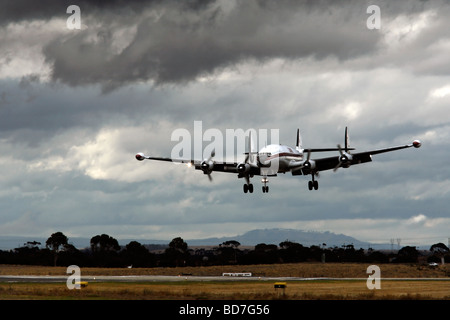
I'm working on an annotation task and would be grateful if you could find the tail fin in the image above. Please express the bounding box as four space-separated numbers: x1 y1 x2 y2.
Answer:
296 129 303 151
249 131 254 163
344 127 350 152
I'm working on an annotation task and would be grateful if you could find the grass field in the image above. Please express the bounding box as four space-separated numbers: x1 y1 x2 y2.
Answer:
0 263 449 300
1 279 449 300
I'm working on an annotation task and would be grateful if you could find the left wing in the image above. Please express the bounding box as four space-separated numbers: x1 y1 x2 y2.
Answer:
298 140 422 174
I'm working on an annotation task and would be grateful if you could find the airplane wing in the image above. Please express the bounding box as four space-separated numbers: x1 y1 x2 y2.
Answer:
135 152 256 182
136 131 261 181
298 140 421 174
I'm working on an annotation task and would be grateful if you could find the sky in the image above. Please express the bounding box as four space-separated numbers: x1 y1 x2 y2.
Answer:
0 0 449 248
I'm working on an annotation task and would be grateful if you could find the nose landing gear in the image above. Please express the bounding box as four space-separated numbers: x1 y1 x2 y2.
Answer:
262 176 269 193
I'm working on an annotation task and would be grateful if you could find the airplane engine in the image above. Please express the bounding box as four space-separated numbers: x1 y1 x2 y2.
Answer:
334 144 353 171
237 162 251 173
201 160 214 174
339 152 353 165
302 159 316 171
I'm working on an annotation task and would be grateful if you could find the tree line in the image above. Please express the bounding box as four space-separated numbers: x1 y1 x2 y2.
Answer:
0 231 448 268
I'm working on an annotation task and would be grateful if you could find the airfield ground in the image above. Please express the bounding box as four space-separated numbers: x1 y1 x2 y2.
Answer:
0 263 448 300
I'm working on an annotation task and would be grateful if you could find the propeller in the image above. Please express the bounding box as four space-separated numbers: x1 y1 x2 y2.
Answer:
201 149 215 182
333 144 352 172
303 149 311 167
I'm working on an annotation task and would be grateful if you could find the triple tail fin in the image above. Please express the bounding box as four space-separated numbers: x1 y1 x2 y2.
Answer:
296 129 303 151
344 127 350 153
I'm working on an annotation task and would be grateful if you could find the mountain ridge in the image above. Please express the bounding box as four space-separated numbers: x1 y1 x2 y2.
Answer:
186 228 374 248
0 228 387 250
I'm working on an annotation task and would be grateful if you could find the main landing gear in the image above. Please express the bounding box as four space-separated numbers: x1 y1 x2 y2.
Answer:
243 183 254 193
242 176 269 193
308 174 319 191
243 175 254 193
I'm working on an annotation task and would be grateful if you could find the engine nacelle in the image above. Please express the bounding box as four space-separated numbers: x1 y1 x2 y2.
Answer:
302 159 316 170
339 152 353 164
201 160 214 174
135 153 146 161
237 162 251 173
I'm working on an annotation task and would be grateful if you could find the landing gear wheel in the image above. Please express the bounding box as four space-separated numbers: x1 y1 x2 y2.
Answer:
243 184 253 193
308 180 319 190
262 186 269 193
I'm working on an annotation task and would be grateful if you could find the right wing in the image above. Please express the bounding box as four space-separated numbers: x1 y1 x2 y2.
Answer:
135 152 254 179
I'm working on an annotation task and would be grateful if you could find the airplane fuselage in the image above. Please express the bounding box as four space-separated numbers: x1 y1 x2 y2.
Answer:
257 144 303 173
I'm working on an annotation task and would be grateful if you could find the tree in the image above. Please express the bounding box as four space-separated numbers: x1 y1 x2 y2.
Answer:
396 246 419 263
164 237 189 267
90 234 121 267
222 240 240 249
46 232 69 266
169 237 188 253
279 240 310 262
121 241 156 267
218 240 241 264
429 243 449 264
243 243 279 264
430 243 449 255
90 234 120 252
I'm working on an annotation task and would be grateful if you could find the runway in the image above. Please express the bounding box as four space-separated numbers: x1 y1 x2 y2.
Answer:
1 275 449 283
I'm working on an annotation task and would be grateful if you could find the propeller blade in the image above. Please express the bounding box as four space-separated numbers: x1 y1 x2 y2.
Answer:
334 144 343 172
337 144 343 156
205 149 215 162
333 162 342 172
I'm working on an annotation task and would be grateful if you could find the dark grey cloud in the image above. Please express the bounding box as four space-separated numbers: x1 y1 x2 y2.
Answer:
0 0 449 243
5 0 448 90
39 0 384 90
0 0 163 26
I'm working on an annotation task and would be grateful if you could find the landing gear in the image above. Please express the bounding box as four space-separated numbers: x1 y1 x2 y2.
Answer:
308 174 319 191
243 183 254 193
242 176 269 193
262 176 269 193
308 180 318 190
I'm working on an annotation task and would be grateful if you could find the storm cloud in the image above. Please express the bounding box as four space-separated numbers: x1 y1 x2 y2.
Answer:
38 0 386 90
0 0 449 246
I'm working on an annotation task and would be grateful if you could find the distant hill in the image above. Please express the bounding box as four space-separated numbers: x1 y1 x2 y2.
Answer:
185 228 374 248
0 229 389 250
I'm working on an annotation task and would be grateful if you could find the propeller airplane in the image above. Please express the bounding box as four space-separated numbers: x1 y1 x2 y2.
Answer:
136 127 421 193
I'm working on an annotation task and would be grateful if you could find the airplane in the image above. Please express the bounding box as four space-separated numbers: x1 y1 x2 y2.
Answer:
136 127 421 193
